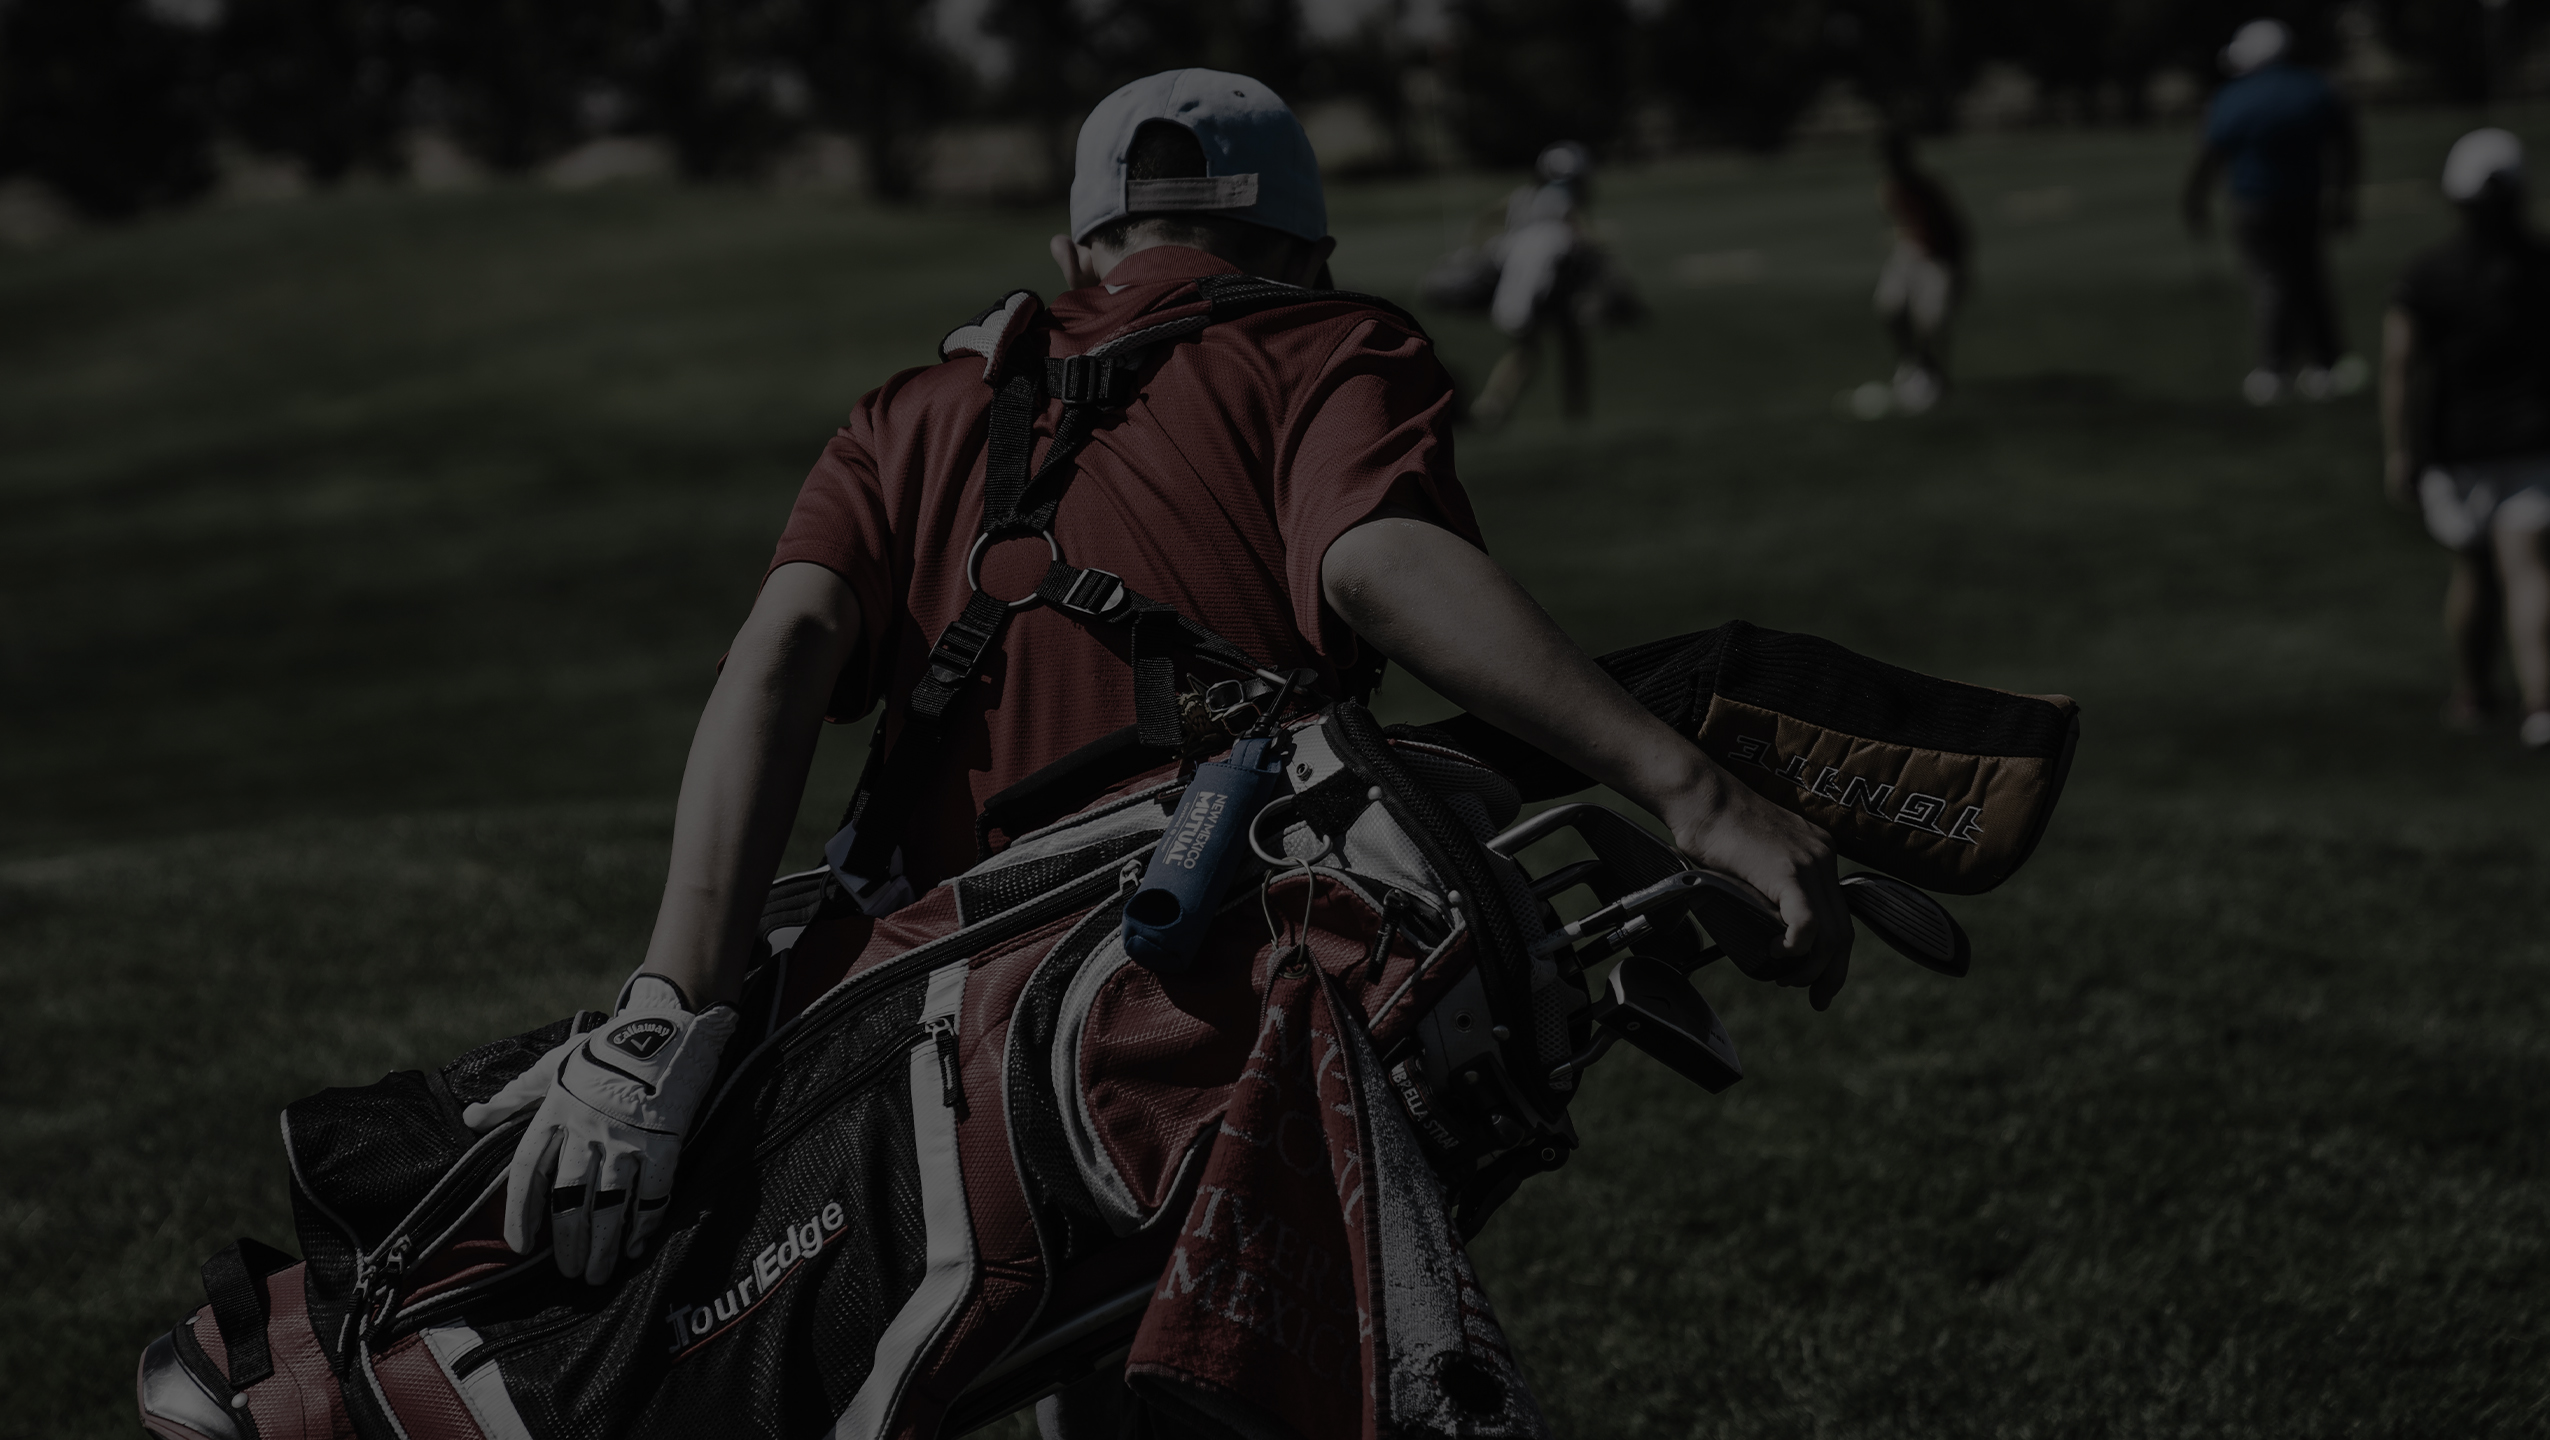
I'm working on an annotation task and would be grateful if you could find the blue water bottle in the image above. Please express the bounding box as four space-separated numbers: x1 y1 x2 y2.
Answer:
1123 733 1289 974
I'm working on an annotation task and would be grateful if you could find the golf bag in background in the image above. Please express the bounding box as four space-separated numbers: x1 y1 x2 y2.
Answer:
141 703 1590 1440
1421 620 2081 896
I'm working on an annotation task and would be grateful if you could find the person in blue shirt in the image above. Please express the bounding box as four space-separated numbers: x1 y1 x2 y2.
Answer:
2182 18 2363 405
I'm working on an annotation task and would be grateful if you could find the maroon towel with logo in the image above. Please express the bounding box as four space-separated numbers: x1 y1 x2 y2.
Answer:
1125 963 1550 1440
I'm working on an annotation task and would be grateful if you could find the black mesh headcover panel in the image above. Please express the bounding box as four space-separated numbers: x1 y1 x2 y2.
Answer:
1416 620 2075 801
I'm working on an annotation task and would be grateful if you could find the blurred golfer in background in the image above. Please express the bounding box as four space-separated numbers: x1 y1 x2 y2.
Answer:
1474 141 1598 426
1417 140 1641 426
2382 128 2550 749
1870 128 1969 416
2182 18 2365 406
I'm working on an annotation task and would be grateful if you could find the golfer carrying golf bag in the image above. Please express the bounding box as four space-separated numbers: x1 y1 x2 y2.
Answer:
622 63 1838 1406
146 68 2092 1440
560 65 1850 1298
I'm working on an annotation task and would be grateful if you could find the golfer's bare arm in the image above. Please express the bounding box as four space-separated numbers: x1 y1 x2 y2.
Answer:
640 561 860 1008
2381 306 2416 504
1322 518 1854 1006
632 535 1851 1011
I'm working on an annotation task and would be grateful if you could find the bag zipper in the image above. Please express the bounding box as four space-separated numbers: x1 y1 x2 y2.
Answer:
444 1302 597 1379
749 1016 931 1162
928 1014 966 1119
377 1231 554 1339
345 1233 412 1351
330 1114 531 1355
696 858 1127 1141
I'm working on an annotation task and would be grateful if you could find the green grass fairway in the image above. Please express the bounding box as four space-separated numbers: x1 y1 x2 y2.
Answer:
8 106 2550 1438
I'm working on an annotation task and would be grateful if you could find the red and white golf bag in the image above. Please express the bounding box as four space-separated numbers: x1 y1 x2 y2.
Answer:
140 261 2077 1440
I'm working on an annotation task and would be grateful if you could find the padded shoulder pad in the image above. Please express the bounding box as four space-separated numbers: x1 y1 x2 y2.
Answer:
941 289 1044 381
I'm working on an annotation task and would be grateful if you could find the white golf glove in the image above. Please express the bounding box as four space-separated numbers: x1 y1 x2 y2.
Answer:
462 974 738 1285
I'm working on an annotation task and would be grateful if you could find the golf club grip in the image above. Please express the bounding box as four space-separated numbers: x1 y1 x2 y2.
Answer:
1688 884 1786 978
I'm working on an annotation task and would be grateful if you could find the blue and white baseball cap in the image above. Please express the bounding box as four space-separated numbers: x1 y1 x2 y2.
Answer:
1069 69 1327 245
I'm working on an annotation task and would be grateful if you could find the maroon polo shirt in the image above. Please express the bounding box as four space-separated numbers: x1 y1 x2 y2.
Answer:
769 246 1483 892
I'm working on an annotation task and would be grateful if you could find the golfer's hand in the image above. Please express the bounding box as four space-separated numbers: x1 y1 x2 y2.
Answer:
1657 771 1853 1009
474 975 738 1284
462 1035 572 1135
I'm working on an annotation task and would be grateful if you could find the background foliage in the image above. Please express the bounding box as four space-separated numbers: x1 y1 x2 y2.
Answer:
6 0 2550 218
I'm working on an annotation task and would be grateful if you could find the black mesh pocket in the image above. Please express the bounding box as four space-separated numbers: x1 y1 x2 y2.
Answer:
1692 621 2071 758
439 1013 593 1110
286 1061 480 1375
1412 620 2075 801
458 973 939 1439
285 1070 470 1252
955 829 1154 927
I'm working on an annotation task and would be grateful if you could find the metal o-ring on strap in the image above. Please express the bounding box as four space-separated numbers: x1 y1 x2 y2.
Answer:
966 530 1061 610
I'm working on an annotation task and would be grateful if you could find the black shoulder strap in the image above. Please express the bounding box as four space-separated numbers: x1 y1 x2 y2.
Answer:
830 279 1384 906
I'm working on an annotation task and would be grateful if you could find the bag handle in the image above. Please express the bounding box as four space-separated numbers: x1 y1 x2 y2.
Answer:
200 1237 298 1390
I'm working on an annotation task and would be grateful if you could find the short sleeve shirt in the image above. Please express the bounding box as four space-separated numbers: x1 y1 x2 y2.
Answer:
770 246 1482 890
2394 231 2550 465
2205 64 2347 202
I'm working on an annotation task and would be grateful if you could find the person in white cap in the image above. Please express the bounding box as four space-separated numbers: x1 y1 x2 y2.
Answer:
1472 140 1601 426
2182 17 2364 405
1418 140 1639 425
462 70 1857 1284
2381 127 2550 748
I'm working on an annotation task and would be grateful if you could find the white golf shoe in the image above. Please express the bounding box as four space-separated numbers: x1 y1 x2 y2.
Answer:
1892 365 1941 415
2522 711 2550 750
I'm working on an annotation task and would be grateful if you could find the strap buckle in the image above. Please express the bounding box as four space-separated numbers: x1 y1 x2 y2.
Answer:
1045 353 1136 405
1055 566 1126 618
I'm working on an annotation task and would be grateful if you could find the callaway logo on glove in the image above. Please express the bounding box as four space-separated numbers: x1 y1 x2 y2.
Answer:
608 1017 678 1059
462 973 738 1284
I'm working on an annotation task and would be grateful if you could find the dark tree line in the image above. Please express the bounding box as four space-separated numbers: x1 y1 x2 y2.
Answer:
0 0 2538 221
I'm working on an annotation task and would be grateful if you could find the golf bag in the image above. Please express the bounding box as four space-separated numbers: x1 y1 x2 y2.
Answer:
139 272 2077 1439
138 703 1649 1440
138 663 2052 1440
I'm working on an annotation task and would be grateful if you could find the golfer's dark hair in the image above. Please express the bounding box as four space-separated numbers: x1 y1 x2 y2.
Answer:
1083 119 1316 277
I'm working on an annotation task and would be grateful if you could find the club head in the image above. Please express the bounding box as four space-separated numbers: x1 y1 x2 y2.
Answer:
1600 954 1742 1092
1839 872 1970 977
